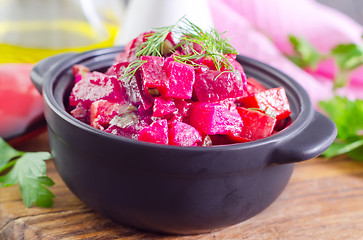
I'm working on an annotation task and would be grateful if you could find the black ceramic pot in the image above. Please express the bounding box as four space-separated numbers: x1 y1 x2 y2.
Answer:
31 46 337 235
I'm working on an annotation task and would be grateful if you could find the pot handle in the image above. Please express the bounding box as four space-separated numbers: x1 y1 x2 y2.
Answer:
31 52 77 94
271 110 337 165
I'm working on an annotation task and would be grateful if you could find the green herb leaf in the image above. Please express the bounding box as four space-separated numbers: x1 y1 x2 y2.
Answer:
288 35 322 69
20 176 55 208
122 59 146 81
0 138 22 171
0 139 54 208
319 96 363 161
331 43 363 71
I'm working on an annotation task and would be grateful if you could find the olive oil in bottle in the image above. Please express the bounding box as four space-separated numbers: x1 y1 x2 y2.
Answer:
0 0 124 63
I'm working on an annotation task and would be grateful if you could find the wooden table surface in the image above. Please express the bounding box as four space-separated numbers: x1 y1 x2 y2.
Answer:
1 131 363 240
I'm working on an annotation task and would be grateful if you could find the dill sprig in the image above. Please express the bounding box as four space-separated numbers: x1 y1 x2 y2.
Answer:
173 18 238 71
136 19 182 57
122 59 146 81
122 17 239 79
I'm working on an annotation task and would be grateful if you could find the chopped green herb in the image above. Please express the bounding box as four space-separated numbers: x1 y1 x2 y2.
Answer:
330 43 363 88
319 96 363 161
288 35 363 89
0 138 54 207
331 43 363 71
288 35 322 69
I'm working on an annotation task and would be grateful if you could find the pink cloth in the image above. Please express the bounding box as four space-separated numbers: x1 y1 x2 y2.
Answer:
209 0 363 105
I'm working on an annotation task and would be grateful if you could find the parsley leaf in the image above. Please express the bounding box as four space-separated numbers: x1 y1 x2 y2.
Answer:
288 35 322 69
0 138 21 171
0 138 55 207
288 36 363 161
331 43 363 71
319 96 363 160
330 43 363 88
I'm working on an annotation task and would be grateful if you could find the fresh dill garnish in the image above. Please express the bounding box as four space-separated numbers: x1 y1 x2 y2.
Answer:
122 17 239 79
174 18 238 71
136 19 182 57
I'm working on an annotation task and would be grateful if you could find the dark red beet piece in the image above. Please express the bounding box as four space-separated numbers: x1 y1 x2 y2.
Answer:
138 119 169 144
238 87 291 120
229 107 277 142
69 73 124 108
140 56 168 96
164 61 195 99
194 69 244 102
189 102 243 135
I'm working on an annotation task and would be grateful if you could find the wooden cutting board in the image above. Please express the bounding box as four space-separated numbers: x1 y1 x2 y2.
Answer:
1 132 363 239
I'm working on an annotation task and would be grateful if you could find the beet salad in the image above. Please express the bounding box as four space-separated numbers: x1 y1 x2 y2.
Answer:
68 18 291 146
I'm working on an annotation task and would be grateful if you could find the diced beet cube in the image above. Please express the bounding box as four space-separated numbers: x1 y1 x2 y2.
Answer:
194 69 244 102
164 61 195 99
138 119 169 144
229 107 277 142
153 97 177 117
69 73 124 108
90 100 134 130
168 122 202 146
140 56 168 96
238 87 291 120
189 102 243 135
